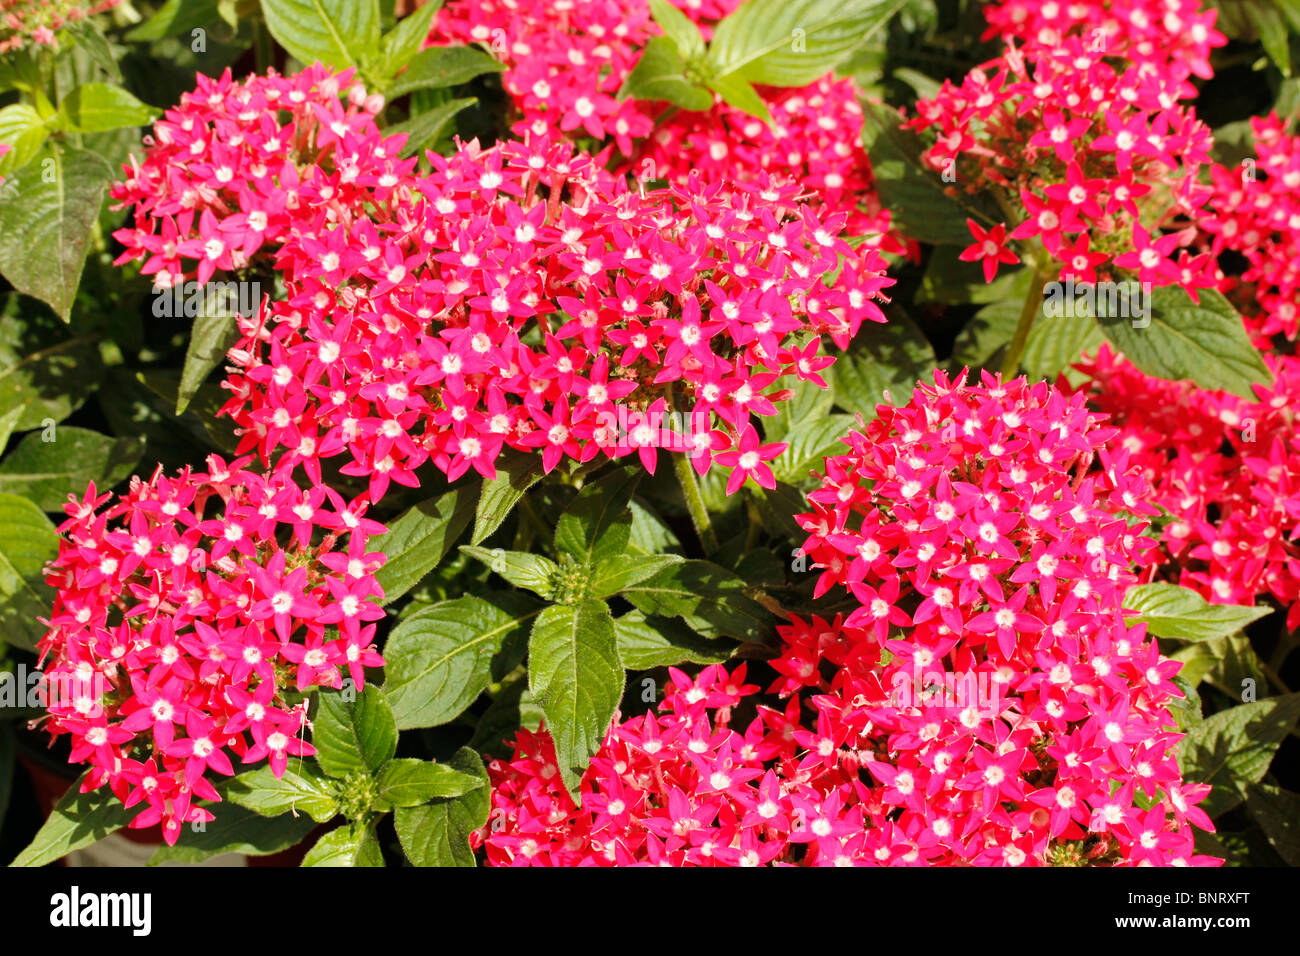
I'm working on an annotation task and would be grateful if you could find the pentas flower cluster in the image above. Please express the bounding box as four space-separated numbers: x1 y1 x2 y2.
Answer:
982 0 1225 85
479 374 1217 865
477 665 807 866
1202 113 1300 341
431 0 738 155
910 39 1218 291
0 0 119 52
214 131 891 501
636 76 909 255
35 455 387 844
1072 345 1300 626
110 64 389 289
0 142 10 183
431 0 906 255
785 371 1216 865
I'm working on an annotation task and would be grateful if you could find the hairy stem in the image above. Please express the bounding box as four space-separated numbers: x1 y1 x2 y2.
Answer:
673 451 719 555
1000 256 1050 379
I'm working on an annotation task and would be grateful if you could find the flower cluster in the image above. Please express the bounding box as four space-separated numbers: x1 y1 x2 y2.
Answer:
0 0 119 52
982 0 1225 85
780 371 1216 868
431 0 737 155
1072 345 1300 625
785 371 1215 865
35 455 386 843
910 39 1218 292
432 0 906 255
0 141 10 183
479 374 1217 865
477 664 802 866
110 64 389 289
208 130 890 501
636 76 909 255
1203 113 1300 341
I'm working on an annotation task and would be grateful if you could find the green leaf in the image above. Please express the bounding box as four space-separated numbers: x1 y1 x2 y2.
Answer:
770 374 834 434
771 413 853 485
706 0 904 87
127 0 224 41
0 493 58 652
472 449 544 544
0 405 24 454
372 484 476 605
1255 0 1292 74
0 333 102 431
1021 305 1105 381
376 758 483 809
0 104 48 176
618 35 714 111
225 763 339 823
828 307 935 417
1180 693 1300 818
0 144 113 320
588 553 684 600
1170 632 1267 698
148 802 318 864
621 559 772 641
554 468 640 565
614 609 735 669
383 592 542 730
379 0 445 75
1123 582 1270 642
461 545 557 598
394 747 490 866
260 0 381 69
753 480 808 540
10 775 135 866
892 66 942 101
528 599 623 800
57 84 157 133
176 308 238 415
1245 783 1300 865
385 97 475 157
313 684 398 778
649 0 706 58
385 45 502 99
860 99 998 246
134 370 236 453
468 680 543 758
705 72 773 125
1096 287 1271 399
628 498 681 555
0 427 142 510
949 299 1020 373
1167 675 1203 742
301 820 384 866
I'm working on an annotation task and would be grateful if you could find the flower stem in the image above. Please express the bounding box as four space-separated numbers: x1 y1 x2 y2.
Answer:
673 451 719 554
1000 257 1050 380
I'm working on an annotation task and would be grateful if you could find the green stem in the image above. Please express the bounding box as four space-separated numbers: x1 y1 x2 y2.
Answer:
673 450 719 555
1269 625 1296 673
1261 660 1292 695
1000 257 1050 379
253 19 273 75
